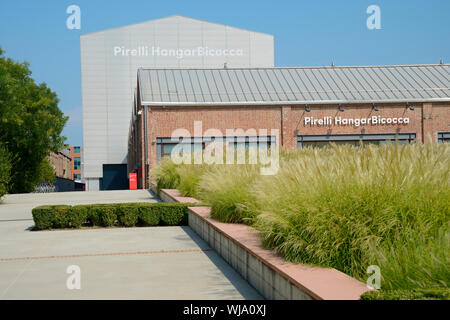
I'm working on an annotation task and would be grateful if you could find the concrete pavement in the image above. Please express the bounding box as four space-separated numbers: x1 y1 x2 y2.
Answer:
0 191 262 300
0 189 159 220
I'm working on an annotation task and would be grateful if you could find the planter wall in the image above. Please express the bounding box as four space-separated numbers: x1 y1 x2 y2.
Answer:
160 188 370 300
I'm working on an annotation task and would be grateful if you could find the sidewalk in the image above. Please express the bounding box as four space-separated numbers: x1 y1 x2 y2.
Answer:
0 191 262 299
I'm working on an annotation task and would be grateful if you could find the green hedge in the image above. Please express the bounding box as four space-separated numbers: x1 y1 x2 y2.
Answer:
32 202 198 230
361 288 450 300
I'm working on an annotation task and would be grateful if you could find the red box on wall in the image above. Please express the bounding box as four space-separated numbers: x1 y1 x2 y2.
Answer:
129 173 137 190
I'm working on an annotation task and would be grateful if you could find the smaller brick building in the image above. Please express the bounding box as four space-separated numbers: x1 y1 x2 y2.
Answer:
65 146 83 182
128 65 450 189
49 149 72 180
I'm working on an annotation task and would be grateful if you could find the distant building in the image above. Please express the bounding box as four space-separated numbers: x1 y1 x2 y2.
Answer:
66 146 83 182
35 149 85 193
81 15 450 192
49 149 72 180
128 65 450 189
37 149 75 193
81 15 274 190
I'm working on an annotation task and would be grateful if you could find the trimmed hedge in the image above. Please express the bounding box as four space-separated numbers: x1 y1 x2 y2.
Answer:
89 204 117 227
117 204 139 227
32 202 198 230
150 203 189 226
33 205 71 230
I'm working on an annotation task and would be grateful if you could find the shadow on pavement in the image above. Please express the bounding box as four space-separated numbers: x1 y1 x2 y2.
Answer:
179 226 264 300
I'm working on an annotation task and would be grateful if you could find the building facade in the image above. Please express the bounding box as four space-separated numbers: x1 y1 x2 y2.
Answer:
81 15 274 190
49 149 72 180
65 146 83 182
128 66 450 189
41 150 82 193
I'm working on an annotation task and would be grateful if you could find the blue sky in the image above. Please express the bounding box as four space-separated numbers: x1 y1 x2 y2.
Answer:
0 0 449 147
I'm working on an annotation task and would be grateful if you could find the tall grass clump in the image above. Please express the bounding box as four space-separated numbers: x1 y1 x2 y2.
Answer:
150 151 212 195
150 143 449 295
376 228 449 290
176 164 215 198
150 157 181 192
253 142 449 290
196 164 260 224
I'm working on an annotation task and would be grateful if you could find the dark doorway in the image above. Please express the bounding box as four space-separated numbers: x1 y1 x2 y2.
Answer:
101 164 128 190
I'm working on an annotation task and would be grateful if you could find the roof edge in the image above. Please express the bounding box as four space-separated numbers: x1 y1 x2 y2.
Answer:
140 98 450 107
137 64 450 71
81 14 273 38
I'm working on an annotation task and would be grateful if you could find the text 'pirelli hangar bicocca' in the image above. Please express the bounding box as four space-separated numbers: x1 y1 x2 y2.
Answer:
80 15 450 191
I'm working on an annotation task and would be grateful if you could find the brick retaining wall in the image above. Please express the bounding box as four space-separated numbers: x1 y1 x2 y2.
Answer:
160 188 371 300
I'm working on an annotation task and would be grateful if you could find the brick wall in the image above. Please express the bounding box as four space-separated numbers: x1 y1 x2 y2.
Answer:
66 146 82 181
147 106 282 171
128 102 450 188
424 104 450 142
291 104 423 141
49 151 72 180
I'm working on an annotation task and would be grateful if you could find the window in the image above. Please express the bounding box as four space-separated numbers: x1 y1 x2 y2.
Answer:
74 174 81 181
156 136 276 162
437 132 449 144
229 136 274 150
161 143 202 158
74 146 81 153
74 157 81 170
298 133 416 148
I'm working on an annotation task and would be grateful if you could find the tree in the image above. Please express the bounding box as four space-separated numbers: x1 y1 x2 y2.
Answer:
0 144 12 200
38 157 56 183
0 47 68 193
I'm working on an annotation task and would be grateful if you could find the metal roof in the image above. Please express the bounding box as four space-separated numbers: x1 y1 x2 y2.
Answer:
138 64 450 106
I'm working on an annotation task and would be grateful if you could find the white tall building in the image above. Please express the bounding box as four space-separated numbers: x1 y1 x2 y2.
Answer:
80 15 274 190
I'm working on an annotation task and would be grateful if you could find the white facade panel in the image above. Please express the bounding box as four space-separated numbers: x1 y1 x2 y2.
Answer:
250 32 274 67
81 15 274 188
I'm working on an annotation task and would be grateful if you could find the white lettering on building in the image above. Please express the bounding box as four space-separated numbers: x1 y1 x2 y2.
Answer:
113 46 244 59
304 116 410 127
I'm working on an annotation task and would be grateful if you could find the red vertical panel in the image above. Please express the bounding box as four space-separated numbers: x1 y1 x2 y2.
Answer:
129 173 137 190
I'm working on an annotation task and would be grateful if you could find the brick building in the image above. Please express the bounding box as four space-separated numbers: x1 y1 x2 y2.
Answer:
49 149 72 180
128 65 450 189
65 146 83 182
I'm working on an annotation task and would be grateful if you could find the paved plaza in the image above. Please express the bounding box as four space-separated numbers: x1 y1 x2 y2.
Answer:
0 191 261 299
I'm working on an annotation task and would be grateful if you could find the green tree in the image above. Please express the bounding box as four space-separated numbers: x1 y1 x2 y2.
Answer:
38 157 56 183
0 144 12 200
0 47 68 193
